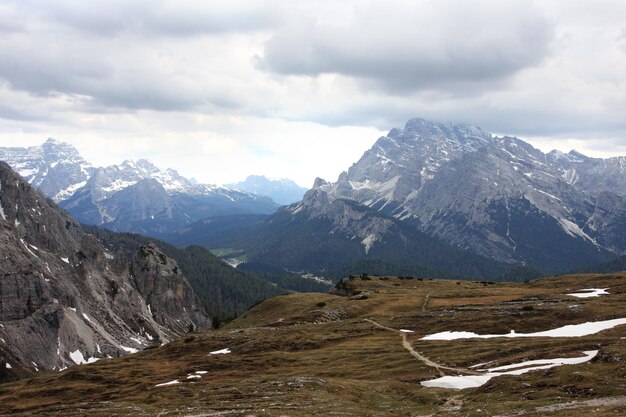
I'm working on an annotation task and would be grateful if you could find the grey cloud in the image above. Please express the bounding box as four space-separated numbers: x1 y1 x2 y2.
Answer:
0 33 243 114
260 1 554 93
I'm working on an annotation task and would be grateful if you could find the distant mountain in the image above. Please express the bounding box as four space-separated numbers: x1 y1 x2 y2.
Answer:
314 118 624 273
0 138 95 202
190 117 626 276
0 162 209 377
0 140 279 236
228 175 308 205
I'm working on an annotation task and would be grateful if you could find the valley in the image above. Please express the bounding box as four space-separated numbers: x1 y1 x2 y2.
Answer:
1 273 624 416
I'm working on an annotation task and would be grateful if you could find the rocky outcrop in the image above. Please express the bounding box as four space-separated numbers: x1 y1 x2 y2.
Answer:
131 243 210 333
0 162 210 379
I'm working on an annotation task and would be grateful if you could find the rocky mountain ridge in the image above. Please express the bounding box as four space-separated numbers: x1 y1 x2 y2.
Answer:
0 140 278 236
0 162 209 377
313 118 625 272
0 138 95 202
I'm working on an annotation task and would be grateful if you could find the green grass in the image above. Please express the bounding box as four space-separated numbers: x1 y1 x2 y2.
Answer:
209 248 246 258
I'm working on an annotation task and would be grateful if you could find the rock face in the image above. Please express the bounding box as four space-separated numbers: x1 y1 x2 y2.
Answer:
0 162 210 378
315 118 626 273
131 243 209 333
1 140 278 237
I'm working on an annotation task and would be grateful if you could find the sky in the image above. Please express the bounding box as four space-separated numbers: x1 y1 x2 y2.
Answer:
0 0 625 187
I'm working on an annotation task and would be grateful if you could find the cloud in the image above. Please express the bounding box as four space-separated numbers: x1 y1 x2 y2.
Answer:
1 0 626 188
259 0 554 93
0 25 254 112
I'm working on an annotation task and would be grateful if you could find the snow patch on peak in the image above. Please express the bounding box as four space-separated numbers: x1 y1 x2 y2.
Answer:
0 182 6 221
558 218 598 246
361 234 377 254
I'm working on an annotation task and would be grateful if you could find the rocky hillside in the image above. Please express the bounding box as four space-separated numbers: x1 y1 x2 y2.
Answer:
0 162 209 379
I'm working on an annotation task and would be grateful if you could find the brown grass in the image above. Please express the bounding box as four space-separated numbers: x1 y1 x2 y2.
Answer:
0 273 625 416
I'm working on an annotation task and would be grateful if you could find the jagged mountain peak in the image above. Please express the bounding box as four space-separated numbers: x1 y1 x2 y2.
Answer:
312 177 331 189
309 116 626 273
0 140 94 202
402 117 491 142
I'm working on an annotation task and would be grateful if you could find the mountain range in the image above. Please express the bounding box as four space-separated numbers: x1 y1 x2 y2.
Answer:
0 139 280 237
318 118 626 273
189 118 626 276
3 118 626 277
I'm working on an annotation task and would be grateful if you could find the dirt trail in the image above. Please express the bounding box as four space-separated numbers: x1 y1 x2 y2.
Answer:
364 318 481 376
422 294 430 312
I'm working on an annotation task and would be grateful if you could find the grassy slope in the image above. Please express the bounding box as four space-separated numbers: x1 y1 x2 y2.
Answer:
1 273 625 416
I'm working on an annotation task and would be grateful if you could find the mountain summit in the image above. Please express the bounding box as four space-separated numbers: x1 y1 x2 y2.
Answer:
315 117 626 272
0 138 95 202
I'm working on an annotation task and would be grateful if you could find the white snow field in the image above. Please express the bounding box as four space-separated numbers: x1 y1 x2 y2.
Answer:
421 318 626 341
421 350 598 389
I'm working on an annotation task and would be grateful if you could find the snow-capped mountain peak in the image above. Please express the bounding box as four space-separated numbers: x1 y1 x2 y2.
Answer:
313 117 626 273
1 140 279 236
0 139 94 202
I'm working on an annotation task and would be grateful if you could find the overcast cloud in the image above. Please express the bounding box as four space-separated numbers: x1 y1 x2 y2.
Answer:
0 0 625 187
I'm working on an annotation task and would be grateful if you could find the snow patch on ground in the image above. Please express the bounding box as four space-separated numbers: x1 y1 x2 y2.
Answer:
400 329 415 333
5 363 11 369
61 257 70 264
210 348 231 355
421 318 626 340
155 380 180 387
120 345 139 354
20 239 39 258
421 350 598 389
566 288 609 298
69 349 99 365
